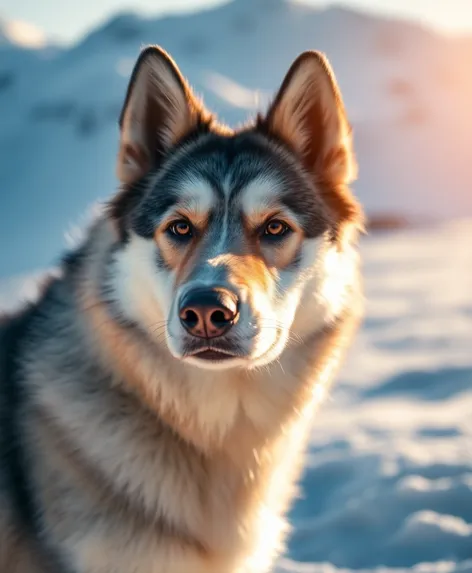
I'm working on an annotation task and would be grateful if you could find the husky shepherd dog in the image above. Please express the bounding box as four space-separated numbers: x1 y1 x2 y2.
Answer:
0 46 363 573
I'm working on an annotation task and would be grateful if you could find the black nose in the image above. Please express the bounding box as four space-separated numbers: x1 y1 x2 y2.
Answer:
179 287 239 338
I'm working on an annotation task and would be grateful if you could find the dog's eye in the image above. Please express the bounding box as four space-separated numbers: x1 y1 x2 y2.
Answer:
168 220 193 238
263 220 290 238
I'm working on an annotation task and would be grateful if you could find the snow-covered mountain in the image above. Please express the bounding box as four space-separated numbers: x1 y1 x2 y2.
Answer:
1 5 472 570
1 0 472 276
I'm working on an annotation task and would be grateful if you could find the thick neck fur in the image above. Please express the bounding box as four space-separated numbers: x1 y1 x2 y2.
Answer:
70 218 360 452
19 216 361 572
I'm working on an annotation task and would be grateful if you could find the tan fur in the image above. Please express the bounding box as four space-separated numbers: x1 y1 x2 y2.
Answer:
39 224 360 572
157 228 202 282
156 203 303 285
71 234 361 572
0 506 44 573
0 46 363 573
267 52 355 183
265 51 363 242
259 230 303 270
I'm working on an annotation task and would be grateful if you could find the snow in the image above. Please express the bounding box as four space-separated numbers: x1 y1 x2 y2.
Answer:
1 1 471 570
1 0 472 276
1 220 471 573
274 220 472 573
0 19 47 49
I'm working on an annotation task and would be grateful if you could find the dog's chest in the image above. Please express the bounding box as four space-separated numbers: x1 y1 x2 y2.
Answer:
70 487 284 573
66 433 301 573
45 355 321 573
73 529 242 573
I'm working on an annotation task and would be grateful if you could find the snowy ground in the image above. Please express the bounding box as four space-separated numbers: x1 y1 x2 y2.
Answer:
1 220 472 573
278 220 472 573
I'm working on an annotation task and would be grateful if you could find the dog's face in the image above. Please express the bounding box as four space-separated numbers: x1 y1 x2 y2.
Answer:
107 47 361 370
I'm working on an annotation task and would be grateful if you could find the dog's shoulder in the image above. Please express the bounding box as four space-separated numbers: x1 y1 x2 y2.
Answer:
0 302 36 386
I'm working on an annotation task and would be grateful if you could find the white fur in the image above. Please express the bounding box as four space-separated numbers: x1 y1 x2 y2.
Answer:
111 233 173 332
1 47 362 573
109 162 358 374
240 175 284 217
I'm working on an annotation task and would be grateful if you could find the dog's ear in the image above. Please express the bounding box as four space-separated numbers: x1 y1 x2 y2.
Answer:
263 51 361 238
117 46 208 184
265 51 356 186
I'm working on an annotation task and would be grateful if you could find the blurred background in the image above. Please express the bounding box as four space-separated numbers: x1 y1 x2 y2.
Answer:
1 1 471 571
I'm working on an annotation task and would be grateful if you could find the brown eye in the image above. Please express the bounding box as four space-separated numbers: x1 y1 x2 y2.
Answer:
168 220 193 238
264 220 289 237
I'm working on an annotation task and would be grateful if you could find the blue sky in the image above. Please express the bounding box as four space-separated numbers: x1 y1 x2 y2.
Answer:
2 0 471 44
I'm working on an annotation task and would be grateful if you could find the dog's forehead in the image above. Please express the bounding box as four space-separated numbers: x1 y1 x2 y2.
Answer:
132 131 332 239
167 135 287 212
239 175 285 215
173 172 284 214
171 175 216 213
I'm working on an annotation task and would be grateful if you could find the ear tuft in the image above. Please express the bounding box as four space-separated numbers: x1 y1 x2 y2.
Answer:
117 46 210 184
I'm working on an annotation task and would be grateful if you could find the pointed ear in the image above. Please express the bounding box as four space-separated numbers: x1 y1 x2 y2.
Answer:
263 52 362 240
117 46 209 184
265 51 356 186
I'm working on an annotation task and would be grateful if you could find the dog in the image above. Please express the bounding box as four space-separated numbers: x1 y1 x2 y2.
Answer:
0 45 363 573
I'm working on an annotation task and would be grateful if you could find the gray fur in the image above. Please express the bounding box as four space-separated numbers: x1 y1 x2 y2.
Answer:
0 46 363 573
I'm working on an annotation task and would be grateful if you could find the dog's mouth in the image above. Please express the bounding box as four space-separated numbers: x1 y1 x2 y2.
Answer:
184 344 243 362
192 349 235 361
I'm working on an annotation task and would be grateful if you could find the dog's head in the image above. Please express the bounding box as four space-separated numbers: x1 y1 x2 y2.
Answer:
106 46 362 370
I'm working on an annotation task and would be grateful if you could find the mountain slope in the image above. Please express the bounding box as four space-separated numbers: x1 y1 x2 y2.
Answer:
1 0 471 276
